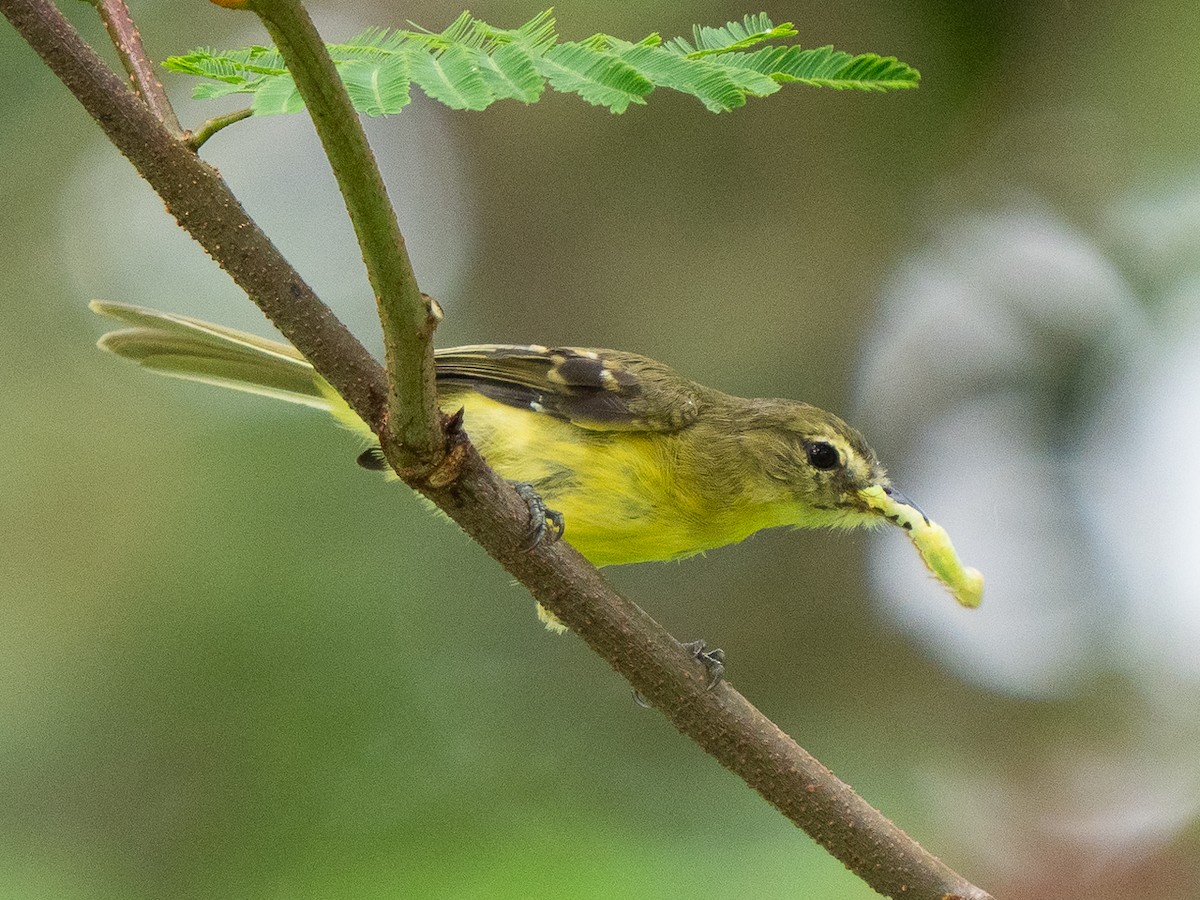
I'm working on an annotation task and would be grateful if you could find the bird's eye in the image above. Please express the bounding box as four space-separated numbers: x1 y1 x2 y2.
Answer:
805 441 840 471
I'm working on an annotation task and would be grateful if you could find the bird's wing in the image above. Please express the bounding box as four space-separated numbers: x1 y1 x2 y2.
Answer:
434 344 704 433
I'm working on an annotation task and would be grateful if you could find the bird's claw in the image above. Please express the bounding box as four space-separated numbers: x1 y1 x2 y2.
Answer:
513 482 564 551
681 639 725 690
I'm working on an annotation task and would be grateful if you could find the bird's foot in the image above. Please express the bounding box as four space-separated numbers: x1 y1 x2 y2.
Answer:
681 639 725 690
512 482 564 551
631 641 725 705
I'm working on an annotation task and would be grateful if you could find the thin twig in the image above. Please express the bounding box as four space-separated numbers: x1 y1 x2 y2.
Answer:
186 106 253 150
86 0 182 135
0 2 994 898
249 0 444 472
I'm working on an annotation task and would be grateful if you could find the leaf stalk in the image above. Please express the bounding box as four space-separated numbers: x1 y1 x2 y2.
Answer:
186 106 253 150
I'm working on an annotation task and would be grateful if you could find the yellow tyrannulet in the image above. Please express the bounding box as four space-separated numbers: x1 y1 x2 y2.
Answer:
90 301 982 609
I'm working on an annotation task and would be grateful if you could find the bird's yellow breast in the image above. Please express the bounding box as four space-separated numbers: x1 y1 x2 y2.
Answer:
442 391 797 565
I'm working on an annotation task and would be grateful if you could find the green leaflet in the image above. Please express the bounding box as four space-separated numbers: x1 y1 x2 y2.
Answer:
251 74 303 116
476 43 545 104
723 45 921 92
537 42 652 114
162 11 919 118
340 59 411 117
664 12 799 57
408 44 492 111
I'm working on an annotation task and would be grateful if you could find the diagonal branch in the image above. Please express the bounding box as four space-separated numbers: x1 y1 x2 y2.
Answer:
1 2 992 898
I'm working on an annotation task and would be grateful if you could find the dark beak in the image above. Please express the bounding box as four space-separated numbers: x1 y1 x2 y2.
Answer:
881 485 930 526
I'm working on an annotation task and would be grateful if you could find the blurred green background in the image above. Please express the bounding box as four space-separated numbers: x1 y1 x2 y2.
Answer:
4 1 1200 898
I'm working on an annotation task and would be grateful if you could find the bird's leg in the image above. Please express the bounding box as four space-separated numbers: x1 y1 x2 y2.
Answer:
512 481 564 550
633 640 724 705
681 640 725 690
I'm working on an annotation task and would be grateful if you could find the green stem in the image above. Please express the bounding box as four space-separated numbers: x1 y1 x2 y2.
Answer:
247 0 444 470
186 106 253 150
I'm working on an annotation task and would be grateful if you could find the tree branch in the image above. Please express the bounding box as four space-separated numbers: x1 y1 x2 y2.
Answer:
1 2 992 897
86 0 182 135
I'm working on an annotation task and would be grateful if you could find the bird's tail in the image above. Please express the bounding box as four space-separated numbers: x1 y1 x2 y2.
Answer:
90 300 371 439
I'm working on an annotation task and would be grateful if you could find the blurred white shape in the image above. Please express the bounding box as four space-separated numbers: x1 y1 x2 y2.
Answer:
858 208 1154 696
860 210 1145 450
1078 276 1200 681
1107 179 1200 285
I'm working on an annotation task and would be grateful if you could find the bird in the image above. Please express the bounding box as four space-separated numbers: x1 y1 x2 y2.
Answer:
90 301 982 610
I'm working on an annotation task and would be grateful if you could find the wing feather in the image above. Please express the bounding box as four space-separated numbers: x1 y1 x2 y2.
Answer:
434 345 704 433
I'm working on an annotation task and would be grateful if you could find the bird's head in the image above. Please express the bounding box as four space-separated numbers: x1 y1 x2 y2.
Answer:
747 400 897 527
745 400 983 607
